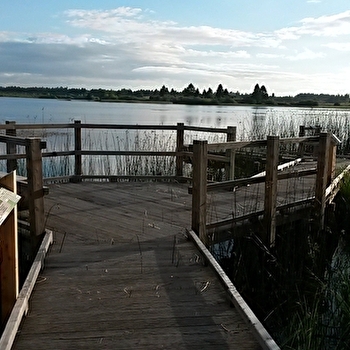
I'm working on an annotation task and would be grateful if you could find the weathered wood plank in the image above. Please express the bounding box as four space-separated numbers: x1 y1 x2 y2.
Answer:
0 172 18 326
12 182 262 350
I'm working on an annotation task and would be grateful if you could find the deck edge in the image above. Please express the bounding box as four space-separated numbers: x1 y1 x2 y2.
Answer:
186 228 280 350
0 230 53 350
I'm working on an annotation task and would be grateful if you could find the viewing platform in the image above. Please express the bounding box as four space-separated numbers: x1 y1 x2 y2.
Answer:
11 181 266 349
1 122 349 349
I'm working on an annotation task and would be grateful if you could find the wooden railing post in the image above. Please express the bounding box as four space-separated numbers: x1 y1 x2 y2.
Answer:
192 140 208 246
26 138 46 252
225 126 236 180
176 122 184 177
264 136 279 247
6 121 17 172
0 172 19 327
74 120 82 182
328 139 337 184
315 132 331 230
298 125 305 157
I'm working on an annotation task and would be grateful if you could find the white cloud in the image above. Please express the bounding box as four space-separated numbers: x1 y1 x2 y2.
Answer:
288 48 325 60
276 10 350 39
256 53 284 59
324 42 350 51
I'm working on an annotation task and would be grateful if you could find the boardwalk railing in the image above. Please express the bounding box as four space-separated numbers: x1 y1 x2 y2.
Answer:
1 122 347 250
0 122 236 182
0 132 46 239
190 132 342 248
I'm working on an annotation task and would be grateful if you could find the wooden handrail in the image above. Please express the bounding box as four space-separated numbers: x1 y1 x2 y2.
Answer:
207 136 320 152
0 123 230 133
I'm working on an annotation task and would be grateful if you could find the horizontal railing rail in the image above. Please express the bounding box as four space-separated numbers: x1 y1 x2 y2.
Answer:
0 123 230 133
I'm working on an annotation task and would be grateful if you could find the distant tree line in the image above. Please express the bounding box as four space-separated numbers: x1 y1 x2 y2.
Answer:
0 84 349 107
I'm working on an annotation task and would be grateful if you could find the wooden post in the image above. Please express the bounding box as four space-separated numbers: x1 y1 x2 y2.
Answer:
26 138 45 249
176 123 184 177
264 136 279 247
6 121 17 173
74 120 82 182
225 126 236 180
298 125 305 157
315 132 331 230
327 140 337 184
0 172 19 326
192 140 208 246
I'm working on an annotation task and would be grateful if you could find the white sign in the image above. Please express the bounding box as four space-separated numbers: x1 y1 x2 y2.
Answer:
0 187 21 226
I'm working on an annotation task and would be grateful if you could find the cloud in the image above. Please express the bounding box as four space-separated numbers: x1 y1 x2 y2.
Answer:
324 42 350 51
276 10 350 39
0 6 349 95
288 48 325 60
64 7 281 49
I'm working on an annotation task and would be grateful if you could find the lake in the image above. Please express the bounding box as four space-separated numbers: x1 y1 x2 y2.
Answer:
2 97 350 141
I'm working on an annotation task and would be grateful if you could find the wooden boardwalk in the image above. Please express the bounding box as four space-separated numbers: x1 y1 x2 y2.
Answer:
12 181 262 350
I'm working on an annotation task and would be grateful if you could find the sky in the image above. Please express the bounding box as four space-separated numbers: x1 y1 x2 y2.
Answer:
1 1 350 96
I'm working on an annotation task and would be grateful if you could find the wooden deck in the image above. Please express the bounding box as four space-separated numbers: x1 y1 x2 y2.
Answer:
12 181 262 350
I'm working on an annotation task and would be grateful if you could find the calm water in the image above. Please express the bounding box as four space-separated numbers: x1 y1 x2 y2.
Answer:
2 96 349 140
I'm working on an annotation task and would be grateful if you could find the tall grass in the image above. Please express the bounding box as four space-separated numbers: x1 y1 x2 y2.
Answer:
242 108 350 154
280 248 350 350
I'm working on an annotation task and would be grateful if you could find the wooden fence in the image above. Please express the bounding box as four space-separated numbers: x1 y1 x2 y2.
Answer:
190 132 340 248
0 121 346 254
0 122 236 182
0 133 46 239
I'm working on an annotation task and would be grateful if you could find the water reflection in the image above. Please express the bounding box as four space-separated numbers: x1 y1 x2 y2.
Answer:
1 97 350 141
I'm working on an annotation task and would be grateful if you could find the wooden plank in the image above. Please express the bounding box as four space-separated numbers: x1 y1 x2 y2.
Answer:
0 171 18 326
203 165 316 193
326 163 350 203
12 182 261 349
252 158 302 177
187 229 280 350
207 136 319 152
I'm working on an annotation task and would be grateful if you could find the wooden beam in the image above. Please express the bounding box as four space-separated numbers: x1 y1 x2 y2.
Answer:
327 142 337 184
0 171 19 326
264 136 279 247
225 126 236 180
25 138 45 242
74 120 82 182
176 123 185 177
5 122 17 173
191 140 208 246
204 165 316 193
207 136 319 152
187 229 280 350
315 133 331 230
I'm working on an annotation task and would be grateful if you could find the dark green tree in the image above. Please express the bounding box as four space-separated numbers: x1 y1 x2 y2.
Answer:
215 84 224 99
260 85 268 100
159 85 169 97
182 83 196 96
